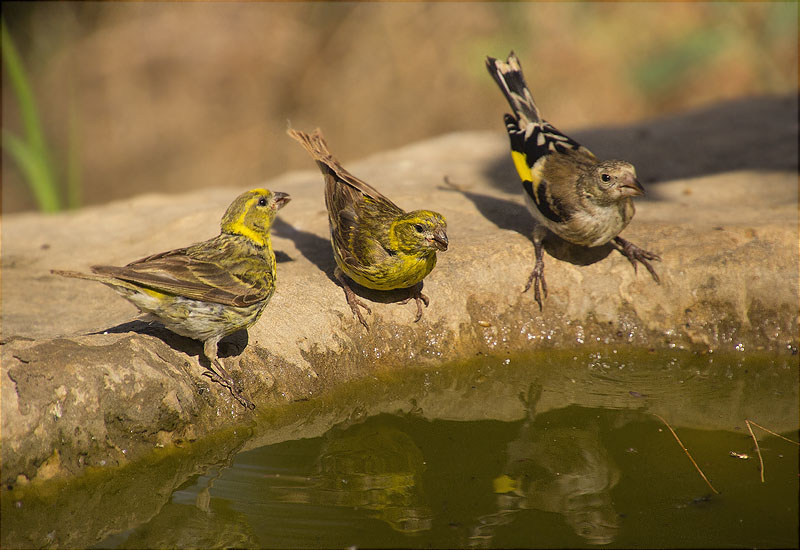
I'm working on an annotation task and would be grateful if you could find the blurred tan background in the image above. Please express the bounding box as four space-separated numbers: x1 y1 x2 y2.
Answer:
2 2 797 214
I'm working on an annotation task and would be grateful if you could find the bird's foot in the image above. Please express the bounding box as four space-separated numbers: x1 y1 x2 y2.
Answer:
341 285 372 330
523 259 548 311
399 284 429 322
335 269 372 330
203 362 254 409
614 237 661 284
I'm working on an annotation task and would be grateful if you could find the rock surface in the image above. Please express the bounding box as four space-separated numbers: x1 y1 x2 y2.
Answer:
1 95 798 489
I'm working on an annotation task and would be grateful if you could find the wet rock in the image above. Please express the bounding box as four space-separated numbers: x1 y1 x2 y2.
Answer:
1 96 798 488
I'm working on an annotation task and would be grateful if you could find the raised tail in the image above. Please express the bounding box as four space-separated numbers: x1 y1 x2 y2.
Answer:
286 127 346 175
485 52 541 126
287 127 329 161
287 126 397 206
287 126 357 190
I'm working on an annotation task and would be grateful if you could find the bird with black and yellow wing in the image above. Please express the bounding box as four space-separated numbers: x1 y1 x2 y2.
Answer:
486 52 660 309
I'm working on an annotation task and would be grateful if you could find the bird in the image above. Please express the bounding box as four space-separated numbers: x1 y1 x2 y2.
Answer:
52 188 291 408
287 127 448 329
486 52 660 309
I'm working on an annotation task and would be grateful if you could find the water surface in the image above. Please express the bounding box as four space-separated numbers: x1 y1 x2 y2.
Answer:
3 348 798 548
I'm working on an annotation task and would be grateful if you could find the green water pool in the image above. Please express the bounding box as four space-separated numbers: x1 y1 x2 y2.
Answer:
3 348 798 548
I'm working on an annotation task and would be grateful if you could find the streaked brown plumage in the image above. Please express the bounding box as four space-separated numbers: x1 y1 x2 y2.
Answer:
288 127 448 328
53 188 290 408
486 52 660 309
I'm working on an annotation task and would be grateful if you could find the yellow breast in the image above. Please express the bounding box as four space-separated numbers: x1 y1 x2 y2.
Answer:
338 251 437 291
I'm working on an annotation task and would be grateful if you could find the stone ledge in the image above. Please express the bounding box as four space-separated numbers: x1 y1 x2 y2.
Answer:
2 95 798 489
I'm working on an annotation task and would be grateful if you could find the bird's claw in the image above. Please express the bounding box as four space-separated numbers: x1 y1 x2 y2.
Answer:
347 297 372 330
523 261 548 311
336 269 372 330
401 285 429 322
342 286 371 329
614 237 661 284
412 291 430 323
202 369 254 409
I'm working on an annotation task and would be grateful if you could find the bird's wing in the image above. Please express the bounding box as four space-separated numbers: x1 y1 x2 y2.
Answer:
95 247 270 307
504 115 596 224
288 127 404 265
327 185 396 267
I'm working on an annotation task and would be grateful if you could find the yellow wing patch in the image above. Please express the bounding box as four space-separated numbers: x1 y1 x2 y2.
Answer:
511 151 546 203
141 286 169 300
511 151 533 182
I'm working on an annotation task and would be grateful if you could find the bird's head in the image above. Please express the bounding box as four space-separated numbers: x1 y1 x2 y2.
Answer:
390 210 449 254
220 188 291 247
589 160 644 204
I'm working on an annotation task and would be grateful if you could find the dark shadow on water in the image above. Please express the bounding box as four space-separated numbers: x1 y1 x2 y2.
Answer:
7 348 797 550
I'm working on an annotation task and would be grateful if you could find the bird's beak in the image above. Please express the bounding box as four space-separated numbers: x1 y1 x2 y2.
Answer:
431 229 449 251
273 192 291 209
619 175 644 198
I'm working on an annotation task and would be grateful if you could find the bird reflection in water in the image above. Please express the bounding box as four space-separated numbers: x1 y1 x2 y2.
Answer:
469 385 621 547
262 417 432 535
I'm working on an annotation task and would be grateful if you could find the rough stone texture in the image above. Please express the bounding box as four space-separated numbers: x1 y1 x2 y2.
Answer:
1 95 798 490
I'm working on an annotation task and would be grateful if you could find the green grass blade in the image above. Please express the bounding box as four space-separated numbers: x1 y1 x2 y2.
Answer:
2 129 61 212
1 18 61 212
67 95 82 209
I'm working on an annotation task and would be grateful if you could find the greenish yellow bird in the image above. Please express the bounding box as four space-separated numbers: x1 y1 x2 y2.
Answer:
288 128 448 329
486 52 660 309
52 188 290 408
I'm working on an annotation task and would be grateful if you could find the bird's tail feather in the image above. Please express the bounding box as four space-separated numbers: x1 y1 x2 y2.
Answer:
51 269 105 282
288 126 400 208
286 127 344 175
486 52 541 125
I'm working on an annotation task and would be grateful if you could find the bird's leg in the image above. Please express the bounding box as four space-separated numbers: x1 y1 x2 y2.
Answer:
202 338 254 409
524 225 549 311
612 236 661 284
202 338 237 390
399 282 429 322
209 360 255 410
335 267 372 330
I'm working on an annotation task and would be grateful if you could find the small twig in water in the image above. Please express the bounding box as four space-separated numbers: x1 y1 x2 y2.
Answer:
654 413 720 495
744 419 800 484
746 420 800 446
745 420 765 483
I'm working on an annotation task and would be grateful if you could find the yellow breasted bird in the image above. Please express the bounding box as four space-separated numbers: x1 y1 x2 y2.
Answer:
486 52 660 309
287 128 448 329
52 188 290 408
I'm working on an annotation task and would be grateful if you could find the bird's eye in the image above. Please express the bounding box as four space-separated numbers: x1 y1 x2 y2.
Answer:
601 174 611 183
258 197 268 207
413 224 424 233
